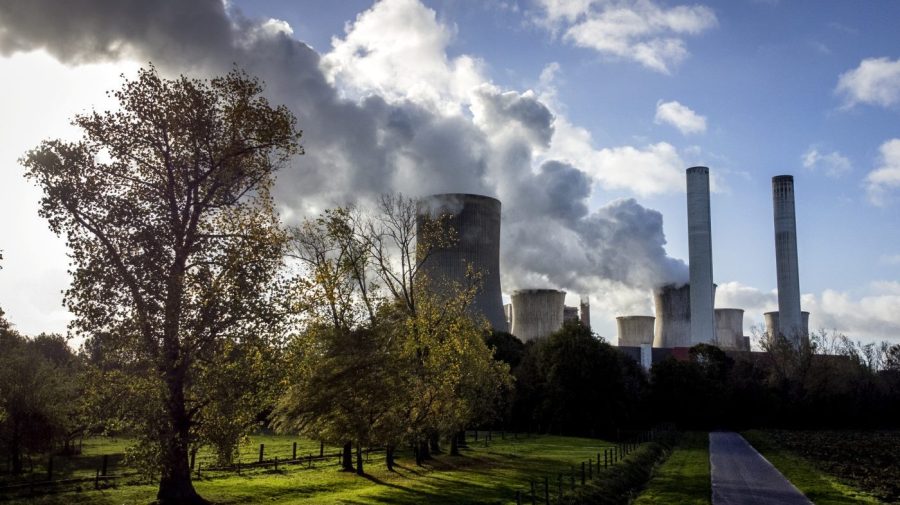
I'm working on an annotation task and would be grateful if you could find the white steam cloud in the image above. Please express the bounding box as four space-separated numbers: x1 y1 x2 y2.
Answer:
0 0 690 331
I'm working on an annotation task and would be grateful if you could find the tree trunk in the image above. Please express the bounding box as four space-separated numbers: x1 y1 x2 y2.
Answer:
355 444 364 476
341 442 354 472
458 430 468 448
385 445 395 471
418 439 430 463
429 432 442 454
156 369 206 505
10 421 22 474
450 434 460 456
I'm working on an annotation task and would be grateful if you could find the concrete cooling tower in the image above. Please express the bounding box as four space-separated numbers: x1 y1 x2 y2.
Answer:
617 316 656 347
772 175 804 345
714 308 744 350
417 193 507 331
687 167 716 346
653 284 691 348
764 311 810 342
653 283 718 348
511 289 566 342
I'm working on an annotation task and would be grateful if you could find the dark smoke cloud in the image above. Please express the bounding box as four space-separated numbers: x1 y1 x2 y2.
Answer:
0 0 686 302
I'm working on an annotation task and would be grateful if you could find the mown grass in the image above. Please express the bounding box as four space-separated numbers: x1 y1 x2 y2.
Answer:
631 432 709 505
2 434 623 504
742 430 884 505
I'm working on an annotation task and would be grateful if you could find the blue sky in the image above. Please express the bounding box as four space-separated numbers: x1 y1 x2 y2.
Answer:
1 0 899 344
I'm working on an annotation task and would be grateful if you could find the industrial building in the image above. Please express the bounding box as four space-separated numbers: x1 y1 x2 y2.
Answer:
510 289 566 342
417 193 507 331
617 316 655 347
764 311 810 343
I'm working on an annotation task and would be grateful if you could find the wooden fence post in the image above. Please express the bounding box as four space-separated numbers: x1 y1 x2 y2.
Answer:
101 454 108 476
197 462 201 479
320 441 324 457
275 456 278 471
293 442 297 460
259 444 264 463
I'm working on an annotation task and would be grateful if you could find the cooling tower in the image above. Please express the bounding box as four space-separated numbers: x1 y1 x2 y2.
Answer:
617 316 656 347
510 289 566 341
764 311 810 342
772 175 803 345
653 283 691 348
714 308 744 350
417 194 507 331
687 166 716 345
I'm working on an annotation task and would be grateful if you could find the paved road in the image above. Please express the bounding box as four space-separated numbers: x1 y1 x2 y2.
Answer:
709 432 812 505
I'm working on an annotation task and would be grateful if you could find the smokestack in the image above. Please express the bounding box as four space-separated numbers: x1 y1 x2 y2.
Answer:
510 289 566 341
686 166 716 345
772 175 803 345
417 193 507 331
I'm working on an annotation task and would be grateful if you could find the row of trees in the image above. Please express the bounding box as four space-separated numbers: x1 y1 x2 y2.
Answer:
484 322 900 435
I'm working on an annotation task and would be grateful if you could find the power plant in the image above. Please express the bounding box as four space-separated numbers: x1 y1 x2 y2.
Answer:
772 175 805 346
418 168 810 361
417 193 507 331
687 167 717 346
510 289 566 341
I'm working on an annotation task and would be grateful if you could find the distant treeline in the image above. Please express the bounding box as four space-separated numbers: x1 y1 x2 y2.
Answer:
487 322 900 435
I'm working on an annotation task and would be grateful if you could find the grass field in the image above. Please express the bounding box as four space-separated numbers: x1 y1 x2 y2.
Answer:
631 432 710 505
2 433 629 504
743 430 887 505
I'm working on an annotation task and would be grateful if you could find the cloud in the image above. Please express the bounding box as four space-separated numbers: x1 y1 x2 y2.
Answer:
0 0 695 338
534 0 717 73
654 100 707 134
716 281 900 344
802 146 851 177
836 57 900 108
865 138 900 206
879 254 900 266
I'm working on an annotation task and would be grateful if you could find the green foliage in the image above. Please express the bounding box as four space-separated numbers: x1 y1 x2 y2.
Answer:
0 327 82 473
273 197 512 471
22 65 300 503
509 321 648 436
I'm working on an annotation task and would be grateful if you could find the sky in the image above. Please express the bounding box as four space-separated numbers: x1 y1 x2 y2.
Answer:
1 0 899 346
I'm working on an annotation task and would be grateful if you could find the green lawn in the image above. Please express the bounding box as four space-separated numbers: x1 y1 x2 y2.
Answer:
632 432 710 505
4 434 623 504
742 430 883 505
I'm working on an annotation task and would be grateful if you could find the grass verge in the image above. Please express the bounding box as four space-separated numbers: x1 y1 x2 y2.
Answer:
631 431 710 505
742 430 883 505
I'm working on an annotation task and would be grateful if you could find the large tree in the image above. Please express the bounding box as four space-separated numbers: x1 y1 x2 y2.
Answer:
23 66 300 504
